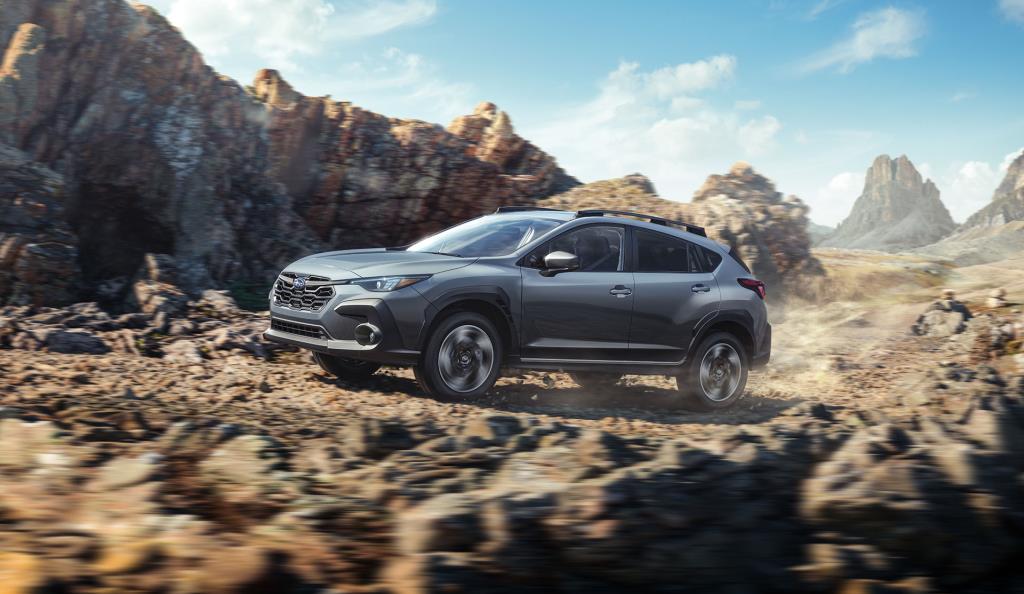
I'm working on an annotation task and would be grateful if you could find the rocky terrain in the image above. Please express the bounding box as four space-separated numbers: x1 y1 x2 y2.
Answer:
0 0 575 306
539 163 824 291
2 248 1023 592
821 155 956 251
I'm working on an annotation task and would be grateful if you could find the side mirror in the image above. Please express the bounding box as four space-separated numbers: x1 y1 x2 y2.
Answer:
540 251 579 277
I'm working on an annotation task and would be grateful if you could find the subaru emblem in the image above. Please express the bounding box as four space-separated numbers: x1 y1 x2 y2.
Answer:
293 276 307 290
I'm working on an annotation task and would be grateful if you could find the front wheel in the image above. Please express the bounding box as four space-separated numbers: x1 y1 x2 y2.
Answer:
675 332 748 410
415 312 503 401
314 352 381 382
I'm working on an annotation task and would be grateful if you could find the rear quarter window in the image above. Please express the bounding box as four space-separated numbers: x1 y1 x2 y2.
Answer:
726 246 751 273
697 246 723 272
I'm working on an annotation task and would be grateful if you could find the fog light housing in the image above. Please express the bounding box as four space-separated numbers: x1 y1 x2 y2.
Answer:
354 323 382 346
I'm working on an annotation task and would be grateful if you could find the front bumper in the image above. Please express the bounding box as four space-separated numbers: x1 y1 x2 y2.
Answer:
751 322 771 369
264 294 430 366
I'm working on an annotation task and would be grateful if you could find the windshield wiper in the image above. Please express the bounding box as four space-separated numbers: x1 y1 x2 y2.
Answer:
416 250 462 257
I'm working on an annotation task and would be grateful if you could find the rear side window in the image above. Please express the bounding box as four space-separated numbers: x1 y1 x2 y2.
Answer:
728 246 751 273
636 229 702 273
695 245 723 272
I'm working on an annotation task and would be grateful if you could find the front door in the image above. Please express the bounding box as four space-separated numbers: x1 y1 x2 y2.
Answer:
520 224 634 361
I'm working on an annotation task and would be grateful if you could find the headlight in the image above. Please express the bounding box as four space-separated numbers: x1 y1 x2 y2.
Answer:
351 275 431 292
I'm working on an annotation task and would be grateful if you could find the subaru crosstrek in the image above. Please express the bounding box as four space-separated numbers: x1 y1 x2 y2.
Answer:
264 207 771 410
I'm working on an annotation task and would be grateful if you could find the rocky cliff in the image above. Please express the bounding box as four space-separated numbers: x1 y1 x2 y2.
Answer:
961 150 1024 229
0 0 575 306
821 155 956 251
252 73 577 248
539 163 824 290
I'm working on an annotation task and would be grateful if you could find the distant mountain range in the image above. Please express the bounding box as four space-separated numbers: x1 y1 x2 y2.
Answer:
816 151 1024 258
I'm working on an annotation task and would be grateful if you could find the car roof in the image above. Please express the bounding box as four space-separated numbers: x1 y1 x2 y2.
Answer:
491 208 721 252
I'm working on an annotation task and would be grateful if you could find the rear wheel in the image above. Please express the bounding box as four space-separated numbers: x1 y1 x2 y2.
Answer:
314 352 381 382
675 332 748 410
415 312 503 401
569 372 623 390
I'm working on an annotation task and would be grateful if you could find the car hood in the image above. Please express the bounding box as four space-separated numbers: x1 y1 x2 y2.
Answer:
286 248 474 279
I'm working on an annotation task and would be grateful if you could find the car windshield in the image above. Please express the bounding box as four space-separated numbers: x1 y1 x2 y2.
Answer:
407 215 564 257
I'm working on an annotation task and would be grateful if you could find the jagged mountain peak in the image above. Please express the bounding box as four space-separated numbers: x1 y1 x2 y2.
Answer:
821 153 955 251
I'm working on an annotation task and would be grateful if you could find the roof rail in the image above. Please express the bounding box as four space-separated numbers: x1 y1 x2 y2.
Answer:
493 206 563 214
575 209 707 237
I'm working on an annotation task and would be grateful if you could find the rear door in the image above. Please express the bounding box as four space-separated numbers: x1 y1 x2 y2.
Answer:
627 229 720 362
520 223 634 361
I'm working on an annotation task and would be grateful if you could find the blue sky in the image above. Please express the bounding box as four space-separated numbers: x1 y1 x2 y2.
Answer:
143 0 1024 226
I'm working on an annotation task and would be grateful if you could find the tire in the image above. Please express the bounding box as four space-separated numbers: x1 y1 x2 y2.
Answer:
313 352 381 382
675 332 748 410
415 311 503 401
569 372 623 390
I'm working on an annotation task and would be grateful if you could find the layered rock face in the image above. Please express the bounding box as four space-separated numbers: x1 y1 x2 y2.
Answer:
253 73 577 248
0 0 575 306
822 155 956 251
0 1 323 296
539 164 824 290
961 150 1024 229
0 144 79 306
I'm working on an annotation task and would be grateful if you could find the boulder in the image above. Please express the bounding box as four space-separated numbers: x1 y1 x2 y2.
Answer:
911 299 972 337
44 329 109 354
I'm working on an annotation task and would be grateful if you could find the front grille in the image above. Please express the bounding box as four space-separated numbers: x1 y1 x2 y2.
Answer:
270 318 329 340
273 273 335 312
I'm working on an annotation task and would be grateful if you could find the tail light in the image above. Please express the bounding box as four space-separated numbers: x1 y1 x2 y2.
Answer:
737 278 766 299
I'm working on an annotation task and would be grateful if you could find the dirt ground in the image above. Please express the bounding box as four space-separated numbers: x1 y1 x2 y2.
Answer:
1 251 1023 593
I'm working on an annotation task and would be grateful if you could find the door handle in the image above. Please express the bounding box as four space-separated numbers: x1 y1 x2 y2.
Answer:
609 285 632 297
691 284 711 293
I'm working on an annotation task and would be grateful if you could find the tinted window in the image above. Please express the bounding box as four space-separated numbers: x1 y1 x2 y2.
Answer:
728 246 751 273
696 245 723 272
526 225 624 272
636 229 701 273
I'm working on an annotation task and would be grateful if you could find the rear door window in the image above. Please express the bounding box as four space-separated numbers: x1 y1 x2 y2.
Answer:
635 229 701 273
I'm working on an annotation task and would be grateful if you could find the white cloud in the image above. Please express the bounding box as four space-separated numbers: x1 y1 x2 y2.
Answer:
146 0 436 71
800 7 925 74
949 90 975 103
738 116 782 154
814 171 863 225
330 47 475 122
1000 0 1024 24
927 148 1024 221
142 0 471 123
999 147 1024 172
807 0 848 20
734 99 762 111
526 55 781 202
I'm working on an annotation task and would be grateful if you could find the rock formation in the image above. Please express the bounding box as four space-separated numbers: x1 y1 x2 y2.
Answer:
252 73 576 248
0 144 78 306
539 164 824 290
821 155 956 251
0 0 575 306
961 151 1024 229
690 162 825 288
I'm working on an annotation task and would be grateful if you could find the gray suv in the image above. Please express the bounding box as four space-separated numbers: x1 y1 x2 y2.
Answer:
264 208 770 410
